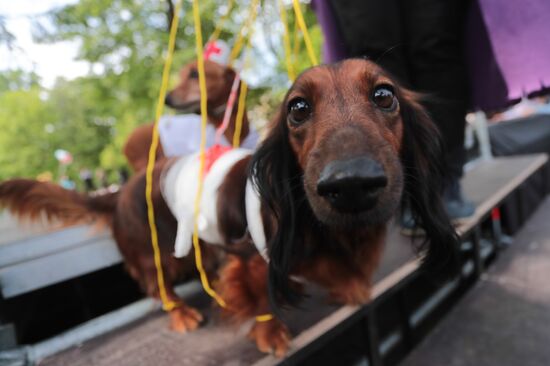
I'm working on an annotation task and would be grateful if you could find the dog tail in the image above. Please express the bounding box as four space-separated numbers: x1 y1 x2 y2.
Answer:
0 179 118 227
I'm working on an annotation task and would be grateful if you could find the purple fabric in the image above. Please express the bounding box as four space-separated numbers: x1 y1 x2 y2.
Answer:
311 0 348 63
467 0 550 110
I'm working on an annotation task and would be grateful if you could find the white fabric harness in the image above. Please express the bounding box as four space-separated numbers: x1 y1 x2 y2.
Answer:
158 114 260 157
161 148 268 261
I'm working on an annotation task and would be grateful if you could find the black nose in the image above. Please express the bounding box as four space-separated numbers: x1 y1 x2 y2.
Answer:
164 94 174 107
317 157 387 212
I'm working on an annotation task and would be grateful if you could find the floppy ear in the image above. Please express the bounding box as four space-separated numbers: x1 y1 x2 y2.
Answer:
399 90 460 278
250 108 303 309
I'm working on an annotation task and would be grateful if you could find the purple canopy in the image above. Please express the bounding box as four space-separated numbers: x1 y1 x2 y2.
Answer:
467 0 550 110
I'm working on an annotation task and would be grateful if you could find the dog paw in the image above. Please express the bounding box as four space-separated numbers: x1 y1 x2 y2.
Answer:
248 318 290 358
169 305 204 333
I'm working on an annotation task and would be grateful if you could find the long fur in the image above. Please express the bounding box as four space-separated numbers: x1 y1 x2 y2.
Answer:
0 179 117 227
399 91 460 277
250 109 306 307
251 83 460 309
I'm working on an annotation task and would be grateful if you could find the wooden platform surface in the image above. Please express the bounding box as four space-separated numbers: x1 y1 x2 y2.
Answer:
458 154 548 234
26 154 550 365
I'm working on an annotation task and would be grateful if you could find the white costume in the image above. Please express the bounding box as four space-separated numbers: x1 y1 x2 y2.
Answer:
158 114 260 157
160 40 268 260
161 148 268 260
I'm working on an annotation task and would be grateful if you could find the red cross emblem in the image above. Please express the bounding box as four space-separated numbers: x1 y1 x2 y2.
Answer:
204 42 222 60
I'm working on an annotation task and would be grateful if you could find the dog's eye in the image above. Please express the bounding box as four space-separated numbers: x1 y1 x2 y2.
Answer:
373 85 396 110
287 98 312 125
189 69 199 79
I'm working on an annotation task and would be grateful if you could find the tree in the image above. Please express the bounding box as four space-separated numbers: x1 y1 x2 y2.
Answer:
0 0 323 181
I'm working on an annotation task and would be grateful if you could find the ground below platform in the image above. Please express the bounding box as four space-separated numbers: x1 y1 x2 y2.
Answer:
403 195 550 366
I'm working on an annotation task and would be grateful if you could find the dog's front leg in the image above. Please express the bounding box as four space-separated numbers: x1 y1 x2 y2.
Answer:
217 254 291 357
160 286 204 333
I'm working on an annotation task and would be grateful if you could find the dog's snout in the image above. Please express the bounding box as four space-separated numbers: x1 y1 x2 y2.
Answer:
317 157 387 212
164 94 174 107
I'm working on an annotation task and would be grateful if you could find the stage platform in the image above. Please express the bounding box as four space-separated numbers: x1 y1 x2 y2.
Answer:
1 154 548 366
403 196 550 366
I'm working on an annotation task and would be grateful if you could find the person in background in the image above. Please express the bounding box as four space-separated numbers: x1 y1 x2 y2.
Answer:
95 168 109 189
118 167 129 185
312 0 475 223
79 168 95 192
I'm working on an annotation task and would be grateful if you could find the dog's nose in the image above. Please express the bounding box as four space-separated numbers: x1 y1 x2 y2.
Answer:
165 94 174 107
317 157 387 212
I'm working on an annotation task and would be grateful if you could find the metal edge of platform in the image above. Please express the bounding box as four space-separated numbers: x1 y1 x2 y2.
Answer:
458 154 548 236
253 259 422 366
0 281 203 366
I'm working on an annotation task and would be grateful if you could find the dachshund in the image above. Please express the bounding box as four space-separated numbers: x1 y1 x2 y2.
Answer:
0 59 459 357
0 162 219 333
123 59 253 172
212 58 460 355
0 60 257 335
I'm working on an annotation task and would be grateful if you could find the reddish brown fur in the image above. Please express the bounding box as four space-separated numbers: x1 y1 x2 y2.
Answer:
298 226 386 304
217 254 291 357
0 179 117 227
123 60 251 172
287 60 405 226
123 123 164 173
217 255 270 322
215 59 455 356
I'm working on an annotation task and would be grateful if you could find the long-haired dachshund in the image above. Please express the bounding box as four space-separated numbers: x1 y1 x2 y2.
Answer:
123 59 252 171
0 160 219 333
213 58 460 355
0 59 458 357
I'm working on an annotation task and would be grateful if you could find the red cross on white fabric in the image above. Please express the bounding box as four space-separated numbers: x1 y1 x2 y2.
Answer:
204 42 222 60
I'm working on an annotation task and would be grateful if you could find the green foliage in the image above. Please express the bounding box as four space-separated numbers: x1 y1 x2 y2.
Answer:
0 0 323 183
0 69 40 93
0 76 112 184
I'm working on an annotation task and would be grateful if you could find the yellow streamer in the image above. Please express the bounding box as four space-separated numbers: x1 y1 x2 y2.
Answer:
145 0 183 312
192 0 272 322
278 0 296 81
209 0 235 42
232 81 248 147
292 19 301 64
191 0 228 308
229 0 259 65
291 0 318 66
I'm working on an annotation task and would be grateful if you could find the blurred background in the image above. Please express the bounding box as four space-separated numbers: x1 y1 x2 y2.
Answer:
0 0 322 190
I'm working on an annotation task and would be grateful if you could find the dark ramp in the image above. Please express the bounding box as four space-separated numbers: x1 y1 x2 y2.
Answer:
38 227 416 366
31 155 548 365
402 196 550 366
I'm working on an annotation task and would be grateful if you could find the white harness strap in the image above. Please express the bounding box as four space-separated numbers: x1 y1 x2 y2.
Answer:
161 149 252 257
245 179 269 261
158 114 260 157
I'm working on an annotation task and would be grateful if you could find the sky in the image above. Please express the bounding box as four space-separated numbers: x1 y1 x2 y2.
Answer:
0 0 89 88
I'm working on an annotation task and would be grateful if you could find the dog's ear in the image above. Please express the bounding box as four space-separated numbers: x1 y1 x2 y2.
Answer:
399 90 460 278
250 107 302 309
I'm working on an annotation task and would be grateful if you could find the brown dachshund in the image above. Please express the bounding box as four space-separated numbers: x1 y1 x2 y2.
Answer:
0 162 218 333
0 60 254 335
214 58 460 355
123 59 251 171
0 59 458 357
